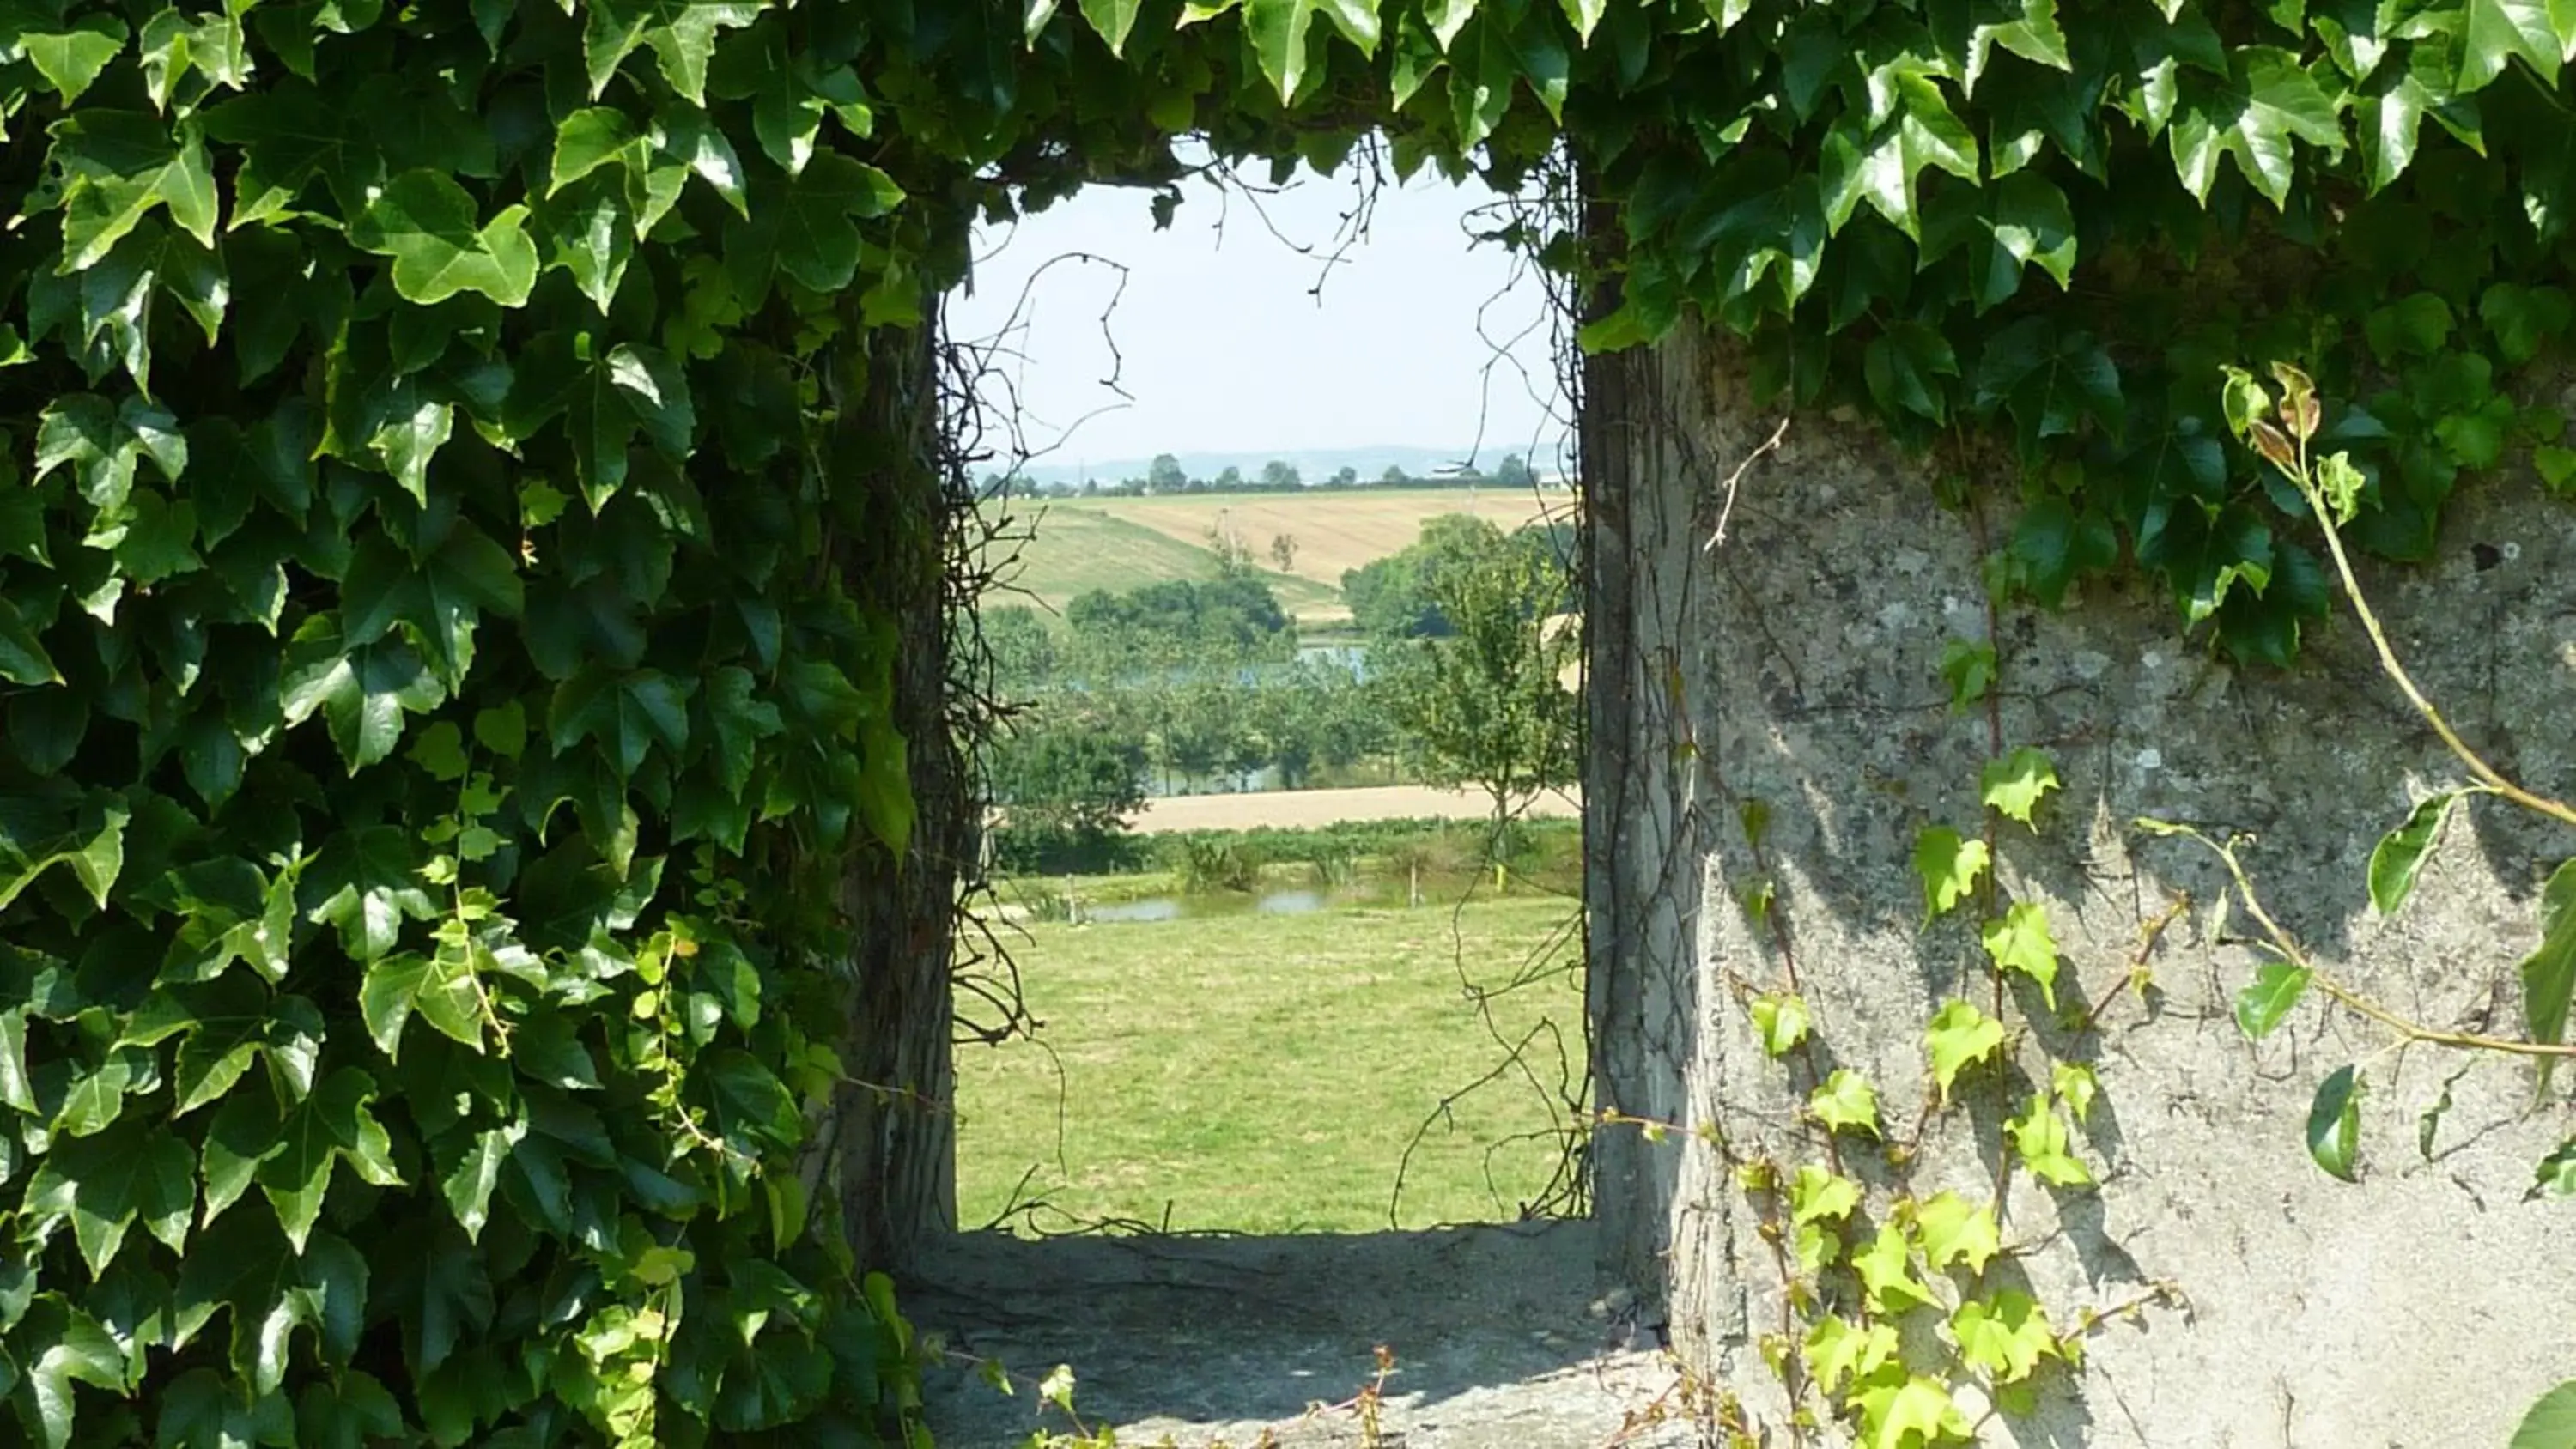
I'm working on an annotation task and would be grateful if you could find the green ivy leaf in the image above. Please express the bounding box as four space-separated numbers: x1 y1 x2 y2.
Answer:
1852 1373 1971 1449
24 1301 131 1449
1809 1068 1882 1137
1979 746 2062 827
279 619 447 773
1855 1222 1938 1313
2005 1093 2092 1185
308 827 437 964
2455 0 2563 91
2365 291 2453 362
34 392 189 518
2513 1383 2576 1449
23 16 131 104
348 171 539 308
2233 957 2312 1039
2482 282 2574 365
440 1123 521 1242
2368 791 2462 915
1939 639 1997 707
2521 859 2576 1091
1910 1191 2002 1274
154 1367 296 1449
1947 1290 2059 1385
2051 1062 2099 1125
173 1214 368 1397
358 947 488 1062
1925 999 2006 1102
1751 992 1811 1058
1804 1314 1899 1397
2166 47 2343 207
25 1120 197 1276
2306 1064 2364 1182
1915 828 1990 920
550 666 694 780
582 0 762 102
1242 0 1382 103
1981 901 2060 1007
256 1068 404 1252
1788 1163 1862 1226
50 110 222 270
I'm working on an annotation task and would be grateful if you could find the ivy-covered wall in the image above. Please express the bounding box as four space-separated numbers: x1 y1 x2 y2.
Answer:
1587 322 2573 1444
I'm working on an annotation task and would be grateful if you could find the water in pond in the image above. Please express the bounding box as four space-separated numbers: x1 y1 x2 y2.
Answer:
1076 888 1365 923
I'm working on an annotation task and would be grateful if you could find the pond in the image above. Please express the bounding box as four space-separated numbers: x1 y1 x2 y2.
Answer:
1075 886 1390 923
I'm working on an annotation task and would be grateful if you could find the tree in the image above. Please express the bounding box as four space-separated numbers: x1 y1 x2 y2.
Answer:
989 725 1147 867
1372 520 1580 822
984 605 1061 689
1271 532 1300 572
1149 452 1190 493
1259 459 1303 490
1381 464 1413 486
1495 453 1538 488
1327 466 1361 488
1214 464 1247 491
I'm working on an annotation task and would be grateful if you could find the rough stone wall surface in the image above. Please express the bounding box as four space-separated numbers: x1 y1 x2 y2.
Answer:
1595 321 2575 1446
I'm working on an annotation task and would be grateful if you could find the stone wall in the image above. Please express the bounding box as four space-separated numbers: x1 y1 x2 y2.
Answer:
1586 321 2573 1446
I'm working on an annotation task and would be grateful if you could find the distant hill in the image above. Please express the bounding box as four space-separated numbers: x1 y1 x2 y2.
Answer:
1005 441 1570 489
989 486 1573 633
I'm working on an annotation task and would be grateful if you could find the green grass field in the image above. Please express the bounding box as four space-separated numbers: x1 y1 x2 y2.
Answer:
953 892 1588 1234
994 487 1571 628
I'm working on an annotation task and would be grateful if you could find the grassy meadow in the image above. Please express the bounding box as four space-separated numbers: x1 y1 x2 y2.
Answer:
999 486 1573 628
953 888 1588 1235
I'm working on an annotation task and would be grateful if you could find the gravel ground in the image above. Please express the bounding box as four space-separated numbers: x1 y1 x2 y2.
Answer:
904 1222 1716 1449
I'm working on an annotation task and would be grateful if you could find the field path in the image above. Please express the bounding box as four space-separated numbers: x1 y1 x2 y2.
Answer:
1133 784 1580 834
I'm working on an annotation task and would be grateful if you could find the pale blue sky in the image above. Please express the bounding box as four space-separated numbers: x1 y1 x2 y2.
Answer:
946 161 1566 475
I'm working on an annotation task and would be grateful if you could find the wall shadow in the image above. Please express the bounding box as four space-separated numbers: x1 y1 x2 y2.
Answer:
904 1220 1695 1448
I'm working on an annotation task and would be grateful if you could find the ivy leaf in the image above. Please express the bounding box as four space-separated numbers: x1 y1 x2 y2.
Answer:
2519 859 2576 1090
1853 1373 1971 1449
24 1119 197 1276
747 153 907 295
279 618 447 773
1242 0 1382 103
2531 1143 2576 1199
2006 1094 2093 1185
582 0 762 102
2306 1064 2364 1182
2455 0 2562 91
1982 901 2061 1007
1078 0 1145 52
1751 992 1811 1057
24 16 131 104
1787 1163 1861 1226
2051 1062 2099 1125
2514 1383 2576 1449
1974 172 2077 309
359 948 488 1061
296 1369 406 1449
1915 828 1990 920
256 1068 404 1252
1980 746 2062 826
550 666 694 779
0 597 62 685
1926 999 2006 1102
50 110 222 270
2482 282 2573 365
348 171 539 308
1863 322 1959 422
1820 74 1983 239
2166 47 2345 207
35 392 188 517
308 827 437 964
1940 639 1997 707
1855 1223 1938 1313
2002 497 2117 608
1809 1068 1882 1137
1910 1191 2002 1274
440 1124 522 1241
24 1302 130 1449
2357 45 2486 194
1805 1314 1899 1397
2233 957 2312 1039
2368 791 2461 915
1948 1290 2059 1384
172 1214 368 1397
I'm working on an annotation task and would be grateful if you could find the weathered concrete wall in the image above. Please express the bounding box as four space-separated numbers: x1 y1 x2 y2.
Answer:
1589 319 2574 1445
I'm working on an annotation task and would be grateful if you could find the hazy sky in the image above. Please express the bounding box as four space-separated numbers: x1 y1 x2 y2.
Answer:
945 161 1566 471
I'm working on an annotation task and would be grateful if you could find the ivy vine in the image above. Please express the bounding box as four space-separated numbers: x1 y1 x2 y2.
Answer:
8 0 2576 1440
